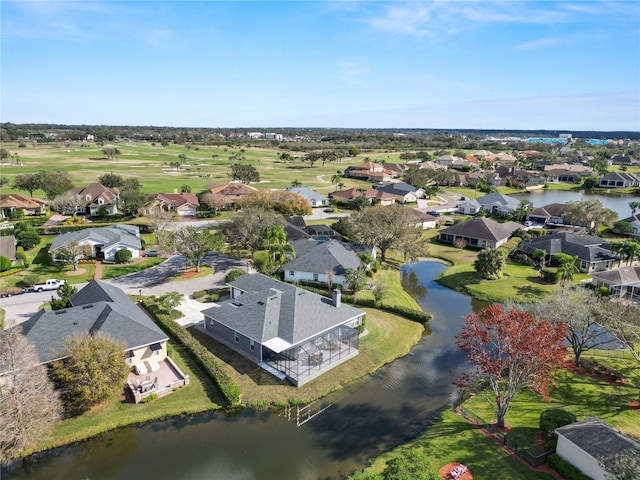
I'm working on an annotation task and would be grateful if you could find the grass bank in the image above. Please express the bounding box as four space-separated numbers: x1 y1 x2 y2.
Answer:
190 307 425 405
24 342 226 458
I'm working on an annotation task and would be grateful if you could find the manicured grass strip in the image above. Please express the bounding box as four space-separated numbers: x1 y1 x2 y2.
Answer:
356 409 555 479
100 257 166 279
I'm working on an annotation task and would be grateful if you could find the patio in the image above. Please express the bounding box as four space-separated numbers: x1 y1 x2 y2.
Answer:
126 357 189 403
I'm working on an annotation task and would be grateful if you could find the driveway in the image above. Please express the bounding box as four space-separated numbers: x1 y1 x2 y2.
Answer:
2 254 248 329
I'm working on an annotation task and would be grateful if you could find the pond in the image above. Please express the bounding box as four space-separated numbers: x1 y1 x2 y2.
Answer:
510 189 637 219
5 261 488 480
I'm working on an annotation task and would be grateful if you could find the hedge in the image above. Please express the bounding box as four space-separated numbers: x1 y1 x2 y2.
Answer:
547 454 592 480
140 300 241 406
0 267 24 278
539 409 577 440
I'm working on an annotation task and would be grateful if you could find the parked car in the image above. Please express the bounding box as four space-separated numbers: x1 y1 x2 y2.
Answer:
33 279 65 292
143 249 161 257
524 221 533 227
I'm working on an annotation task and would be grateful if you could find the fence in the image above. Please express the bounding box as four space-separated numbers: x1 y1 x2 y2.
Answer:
457 405 551 467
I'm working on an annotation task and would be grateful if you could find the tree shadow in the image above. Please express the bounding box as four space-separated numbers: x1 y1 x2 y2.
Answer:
514 284 548 298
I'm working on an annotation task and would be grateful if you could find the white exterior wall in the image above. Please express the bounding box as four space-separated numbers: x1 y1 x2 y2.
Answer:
458 203 481 215
556 436 607 480
102 244 140 261
177 205 197 216
284 270 348 288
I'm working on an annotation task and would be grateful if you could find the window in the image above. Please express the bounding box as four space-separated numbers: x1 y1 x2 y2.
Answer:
250 339 255 352
210 320 215 328
289 271 294 276
313 273 319 281
234 332 239 343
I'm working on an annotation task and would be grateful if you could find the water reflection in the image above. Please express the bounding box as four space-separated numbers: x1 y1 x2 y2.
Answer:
6 261 489 480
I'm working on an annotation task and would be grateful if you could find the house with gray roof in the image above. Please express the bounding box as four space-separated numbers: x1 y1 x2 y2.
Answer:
281 239 375 288
590 266 640 301
285 187 329 208
555 417 640 480
2 281 187 403
458 192 522 216
514 231 617 273
438 217 521 249
49 224 141 262
599 172 640 188
202 273 365 386
373 182 424 203
617 214 640 236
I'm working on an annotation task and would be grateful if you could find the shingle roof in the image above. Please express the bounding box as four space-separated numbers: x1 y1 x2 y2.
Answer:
70 183 119 207
0 235 17 260
284 187 328 202
0 194 47 210
203 273 364 351
282 239 361 276
556 417 640 461
440 217 521 242
50 225 141 252
517 232 616 262
475 192 521 211
374 182 419 195
14 281 168 363
529 203 566 218
591 266 640 285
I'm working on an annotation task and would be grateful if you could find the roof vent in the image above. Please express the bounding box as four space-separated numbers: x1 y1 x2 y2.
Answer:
54 310 67 315
82 304 94 309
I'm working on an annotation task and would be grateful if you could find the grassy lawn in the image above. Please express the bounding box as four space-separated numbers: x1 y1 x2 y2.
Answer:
166 265 213 282
358 409 555 479
26 342 226 457
100 257 166 279
460 363 640 454
189 306 425 405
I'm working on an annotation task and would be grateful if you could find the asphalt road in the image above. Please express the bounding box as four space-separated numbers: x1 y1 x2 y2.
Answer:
1 253 249 328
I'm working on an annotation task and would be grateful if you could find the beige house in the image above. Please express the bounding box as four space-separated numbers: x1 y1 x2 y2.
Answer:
0 194 47 218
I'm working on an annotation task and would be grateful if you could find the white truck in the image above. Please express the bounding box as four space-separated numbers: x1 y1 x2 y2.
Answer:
33 279 66 292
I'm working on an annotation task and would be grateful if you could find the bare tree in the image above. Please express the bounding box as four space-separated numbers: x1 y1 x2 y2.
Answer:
49 192 82 219
0 328 62 459
146 209 177 244
56 240 92 271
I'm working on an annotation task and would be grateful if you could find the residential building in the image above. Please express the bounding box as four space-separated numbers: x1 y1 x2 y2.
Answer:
373 182 425 203
144 192 200 217
344 162 392 182
0 194 47 218
285 187 329 208
437 217 521 249
526 203 567 225
598 172 640 188
617 214 640 236
590 266 640 301
556 418 640 480
281 239 375 288
543 164 594 183
458 192 521 216
514 231 617 273
0 235 17 261
202 273 365 386
433 155 472 170
329 187 396 206
209 182 259 208
70 183 120 216
1 281 187 403
50 224 141 262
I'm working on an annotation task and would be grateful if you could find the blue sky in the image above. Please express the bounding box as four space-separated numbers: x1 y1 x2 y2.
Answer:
2 1 639 131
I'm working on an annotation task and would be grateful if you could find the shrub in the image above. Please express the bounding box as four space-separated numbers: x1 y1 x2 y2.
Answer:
0 255 12 272
22 274 40 287
114 249 133 264
580 358 624 382
140 393 157 403
539 409 577 440
141 300 241 406
225 269 247 283
544 437 557 453
192 290 207 299
547 453 591 480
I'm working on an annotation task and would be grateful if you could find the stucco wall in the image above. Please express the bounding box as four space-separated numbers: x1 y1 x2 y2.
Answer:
556 436 607 480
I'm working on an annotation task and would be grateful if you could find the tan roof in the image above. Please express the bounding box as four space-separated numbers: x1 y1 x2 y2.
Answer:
150 193 199 207
330 187 395 202
70 183 119 206
0 194 47 209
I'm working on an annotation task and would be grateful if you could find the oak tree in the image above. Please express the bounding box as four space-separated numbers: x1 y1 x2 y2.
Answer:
455 304 567 428
51 332 130 416
163 226 223 272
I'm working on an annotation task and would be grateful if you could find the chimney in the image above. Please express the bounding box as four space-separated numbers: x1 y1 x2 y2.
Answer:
332 289 341 308
174 188 178 194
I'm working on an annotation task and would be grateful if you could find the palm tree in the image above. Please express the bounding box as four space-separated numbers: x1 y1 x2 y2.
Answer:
532 249 547 271
265 225 294 264
629 201 640 216
557 257 579 286
337 181 346 191
611 242 625 267
331 171 343 191
290 180 302 188
622 240 640 266
474 248 506 279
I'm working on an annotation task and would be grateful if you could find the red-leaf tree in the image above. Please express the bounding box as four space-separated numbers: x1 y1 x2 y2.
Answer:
455 304 567 428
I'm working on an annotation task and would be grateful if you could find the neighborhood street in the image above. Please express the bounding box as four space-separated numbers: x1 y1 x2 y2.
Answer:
1 253 249 329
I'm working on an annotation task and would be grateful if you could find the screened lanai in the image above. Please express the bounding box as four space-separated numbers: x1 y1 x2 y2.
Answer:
262 324 360 386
